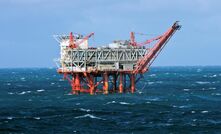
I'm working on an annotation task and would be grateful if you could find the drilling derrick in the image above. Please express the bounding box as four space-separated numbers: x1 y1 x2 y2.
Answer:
54 21 181 95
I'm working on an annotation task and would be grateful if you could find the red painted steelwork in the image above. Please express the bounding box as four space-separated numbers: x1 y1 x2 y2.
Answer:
58 21 181 95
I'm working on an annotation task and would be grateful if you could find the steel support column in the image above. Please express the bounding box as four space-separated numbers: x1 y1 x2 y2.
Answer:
131 74 135 93
119 73 123 93
103 72 109 94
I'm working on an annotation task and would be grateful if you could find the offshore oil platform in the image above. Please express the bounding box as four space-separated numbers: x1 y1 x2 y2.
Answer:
54 21 181 95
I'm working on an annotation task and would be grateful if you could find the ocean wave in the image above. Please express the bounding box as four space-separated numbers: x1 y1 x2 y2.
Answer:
8 92 14 95
20 77 26 81
178 105 191 109
201 111 209 114
37 89 45 92
196 81 210 84
105 101 116 105
207 119 221 124
74 114 105 120
17 90 32 95
183 89 190 91
18 91 27 95
137 91 143 94
148 82 154 85
149 74 156 77
6 83 11 86
119 102 132 105
191 111 196 114
172 105 191 109
146 97 160 101
59 79 64 81
7 117 13 120
34 117 41 120
211 93 221 96
79 108 91 112
210 74 217 78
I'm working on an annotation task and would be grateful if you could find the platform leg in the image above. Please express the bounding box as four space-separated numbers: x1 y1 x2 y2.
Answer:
119 73 123 93
131 74 135 93
103 73 109 94
74 73 81 94
89 75 95 95
113 74 117 92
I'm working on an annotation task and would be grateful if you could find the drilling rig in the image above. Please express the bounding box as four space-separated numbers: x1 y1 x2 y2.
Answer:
54 21 181 95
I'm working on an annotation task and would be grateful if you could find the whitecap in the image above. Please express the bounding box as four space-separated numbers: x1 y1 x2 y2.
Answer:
172 105 177 108
119 102 131 105
79 108 91 112
74 114 105 120
146 101 151 104
8 92 14 95
149 74 156 77
210 75 217 78
147 97 160 101
196 81 210 84
6 83 11 86
211 93 221 96
138 91 143 94
20 77 26 81
18 91 26 95
34 117 40 120
51 82 55 85
27 91 31 93
178 105 189 108
183 89 190 91
59 79 64 81
201 111 209 113
156 81 163 84
148 82 154 85
37 89 45 92
7 117 13 120
106 101 116 105
191 111 196 114
76 103 80 105
65 93 72 96
209 87 216 90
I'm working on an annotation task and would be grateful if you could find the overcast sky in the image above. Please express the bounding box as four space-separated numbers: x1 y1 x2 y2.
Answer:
0 0 220 68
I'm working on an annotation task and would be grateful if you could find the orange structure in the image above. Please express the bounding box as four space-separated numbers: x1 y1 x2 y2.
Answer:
54 21 181 95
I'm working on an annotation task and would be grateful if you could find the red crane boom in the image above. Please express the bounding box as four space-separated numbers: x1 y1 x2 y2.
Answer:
69 32 94 48
133 21 181 74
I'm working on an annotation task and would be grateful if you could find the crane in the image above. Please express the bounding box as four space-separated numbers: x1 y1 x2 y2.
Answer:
129 31 163 47
69 32 94 48
133 21 181 74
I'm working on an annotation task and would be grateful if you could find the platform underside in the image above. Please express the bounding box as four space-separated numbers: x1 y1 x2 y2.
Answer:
58 48 148 73
58 48 148 94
